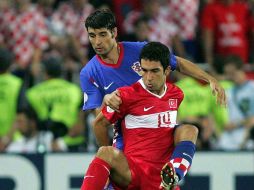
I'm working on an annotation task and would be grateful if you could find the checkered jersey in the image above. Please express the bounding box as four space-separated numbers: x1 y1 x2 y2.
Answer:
123 8 178 48
169 0 199 40
0 5 48 67
51 2 94 48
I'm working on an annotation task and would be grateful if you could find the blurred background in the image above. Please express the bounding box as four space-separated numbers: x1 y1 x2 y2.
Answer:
0 0 254 189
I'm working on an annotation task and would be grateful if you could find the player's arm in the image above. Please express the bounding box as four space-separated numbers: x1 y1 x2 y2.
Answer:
103 90 122 112
93 111 111 147
175 56 226 106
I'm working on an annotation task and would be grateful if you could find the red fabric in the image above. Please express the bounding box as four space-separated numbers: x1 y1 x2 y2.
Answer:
200 1 252 62
123 8 178 48
0 5 48 67
102 80 184 189
112 0 142 35
51 2 94 52
169 0 199 40
81 157 110 190
102 81 183 163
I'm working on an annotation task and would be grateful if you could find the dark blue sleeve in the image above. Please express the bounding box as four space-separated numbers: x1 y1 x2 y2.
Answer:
170 53 177 71
80 67 103 110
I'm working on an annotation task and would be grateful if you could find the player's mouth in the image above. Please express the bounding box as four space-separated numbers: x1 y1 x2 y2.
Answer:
146 84 153 89
95 47 103 52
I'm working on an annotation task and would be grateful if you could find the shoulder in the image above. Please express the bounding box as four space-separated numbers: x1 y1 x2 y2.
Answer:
167 82 184 98
121 41 147 50
80 56 98 76
118 85 135 97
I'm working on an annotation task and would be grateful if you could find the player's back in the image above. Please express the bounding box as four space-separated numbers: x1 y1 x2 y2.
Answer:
26 78 81 127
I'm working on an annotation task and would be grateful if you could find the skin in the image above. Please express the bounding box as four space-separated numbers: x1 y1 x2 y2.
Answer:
93 58 172 188
87 27 119 64
87 27 226 114
86 27 216 148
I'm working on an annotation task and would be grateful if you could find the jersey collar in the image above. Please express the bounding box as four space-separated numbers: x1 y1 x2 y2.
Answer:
96 43 124 68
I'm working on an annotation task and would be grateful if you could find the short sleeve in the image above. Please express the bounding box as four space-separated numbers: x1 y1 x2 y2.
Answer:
170 53 177 71
80 69 103 110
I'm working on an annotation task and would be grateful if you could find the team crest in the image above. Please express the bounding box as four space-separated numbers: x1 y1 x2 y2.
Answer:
169 99 177 109
131 62 142 76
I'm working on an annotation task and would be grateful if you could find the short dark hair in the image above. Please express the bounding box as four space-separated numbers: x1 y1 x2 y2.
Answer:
140 42 170 71
223 55 244 70
85 9 116 31
0 48 13 72
43 56 62 77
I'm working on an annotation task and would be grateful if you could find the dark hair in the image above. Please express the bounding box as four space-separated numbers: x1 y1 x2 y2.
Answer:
18 106 38 122
140 42 170 71
43 56 62 77
85 9 116 31
223 55 244 70
0 48 13 72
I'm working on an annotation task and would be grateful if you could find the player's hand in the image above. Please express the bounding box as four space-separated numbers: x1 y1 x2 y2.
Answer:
160 162 179 190
103 90 122 112
209 78 227 106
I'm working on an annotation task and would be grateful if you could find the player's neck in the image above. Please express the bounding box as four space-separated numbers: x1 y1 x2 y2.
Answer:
149 85 166 96
99 43 120 64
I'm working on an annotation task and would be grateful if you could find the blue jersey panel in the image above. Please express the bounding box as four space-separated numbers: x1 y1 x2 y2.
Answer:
80 41 177 110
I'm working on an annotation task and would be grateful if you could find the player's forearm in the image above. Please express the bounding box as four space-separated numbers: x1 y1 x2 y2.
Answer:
176 56 216 84
93 125 110 147
92 112 111 147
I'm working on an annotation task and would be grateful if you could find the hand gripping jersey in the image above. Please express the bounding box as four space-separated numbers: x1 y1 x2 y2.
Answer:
80 41 177 110
102 79 184 163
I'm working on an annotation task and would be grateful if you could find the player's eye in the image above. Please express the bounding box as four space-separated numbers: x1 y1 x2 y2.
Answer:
100 32 107 37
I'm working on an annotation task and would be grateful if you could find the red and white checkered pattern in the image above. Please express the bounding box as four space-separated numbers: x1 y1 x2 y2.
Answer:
170 158 190 176
169 0 199 40
0 5 48 68
123 7 178 48
51 2 94 49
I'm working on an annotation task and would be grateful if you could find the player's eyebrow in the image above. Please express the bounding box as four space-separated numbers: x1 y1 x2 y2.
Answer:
98 31 107 35
141 67 160 72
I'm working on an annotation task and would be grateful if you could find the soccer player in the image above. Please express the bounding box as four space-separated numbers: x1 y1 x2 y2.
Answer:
80 9 224 189
80 10 226 114
81 42 192 190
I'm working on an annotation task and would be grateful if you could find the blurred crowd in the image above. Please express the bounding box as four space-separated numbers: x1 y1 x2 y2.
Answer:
0 0 254 153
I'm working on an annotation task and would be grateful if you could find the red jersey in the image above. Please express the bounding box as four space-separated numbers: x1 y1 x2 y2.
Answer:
102 79 184 164
201 1 251 62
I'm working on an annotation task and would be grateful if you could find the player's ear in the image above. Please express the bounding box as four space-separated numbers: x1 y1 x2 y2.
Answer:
165 66 171 76
112 27 117 38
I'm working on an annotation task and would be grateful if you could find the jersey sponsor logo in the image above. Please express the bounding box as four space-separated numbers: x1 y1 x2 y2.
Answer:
83 93 88 104
131 61 142 76
104 82 114 90
125 111 177 129
158 112 172 127
144 106 154 111
169 99 177 109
